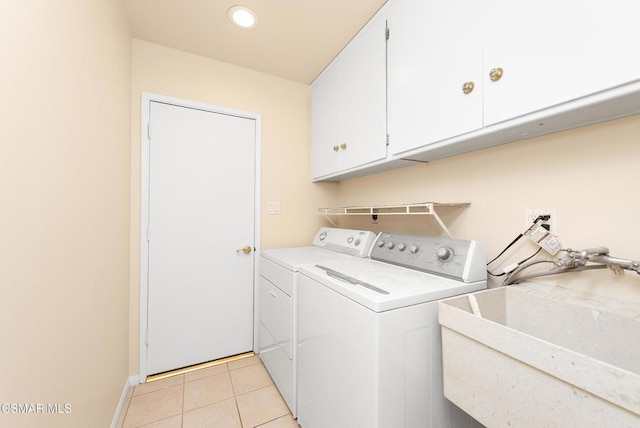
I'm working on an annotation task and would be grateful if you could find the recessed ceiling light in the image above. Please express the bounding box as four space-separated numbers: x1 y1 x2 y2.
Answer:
228 6 259 29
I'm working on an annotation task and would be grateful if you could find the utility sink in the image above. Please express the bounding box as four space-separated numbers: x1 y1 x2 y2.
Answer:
438 284 640 427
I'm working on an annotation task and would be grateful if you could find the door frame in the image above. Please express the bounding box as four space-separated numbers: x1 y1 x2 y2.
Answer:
139 92 262 381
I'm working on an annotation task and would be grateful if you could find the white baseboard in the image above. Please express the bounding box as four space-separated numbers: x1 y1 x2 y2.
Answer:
111 375 140 428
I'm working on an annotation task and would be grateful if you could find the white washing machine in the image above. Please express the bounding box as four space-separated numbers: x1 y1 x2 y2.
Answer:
259 227 376 417
297 232 487 428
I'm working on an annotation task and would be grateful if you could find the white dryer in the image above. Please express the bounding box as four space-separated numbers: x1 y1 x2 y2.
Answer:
259 227 376 417
297 232 487 428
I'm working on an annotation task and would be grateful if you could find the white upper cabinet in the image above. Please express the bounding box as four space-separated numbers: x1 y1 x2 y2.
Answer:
387 0 484 155
311 0 640 180
483 0 640 126
311 10 388 180
388 0 640 156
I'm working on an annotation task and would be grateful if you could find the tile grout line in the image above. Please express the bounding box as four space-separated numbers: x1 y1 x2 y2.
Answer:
252 412 292 428
230 361 245 427
234 395 245 428
181 373 185 428
234 382 275 399
129 378 185 428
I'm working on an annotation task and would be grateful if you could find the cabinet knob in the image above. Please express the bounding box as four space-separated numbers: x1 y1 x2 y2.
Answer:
340 143 347 150
489 67 504 82
333 145 339 152
462 81 475 94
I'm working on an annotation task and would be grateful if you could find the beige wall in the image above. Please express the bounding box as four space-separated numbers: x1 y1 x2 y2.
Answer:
338 115 640 302
129 40 338 375
3 2 634 422
0 1 131 427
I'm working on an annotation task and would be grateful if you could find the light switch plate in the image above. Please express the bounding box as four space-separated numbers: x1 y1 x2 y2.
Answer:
267 201 281 215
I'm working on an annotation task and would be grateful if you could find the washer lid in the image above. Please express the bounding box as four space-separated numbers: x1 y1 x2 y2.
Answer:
261 247 355 271
300 259 487 312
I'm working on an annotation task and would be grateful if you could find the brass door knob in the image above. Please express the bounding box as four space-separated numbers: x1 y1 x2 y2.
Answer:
236 245 252 254
489 67 504 82
462 81 475 94
340 143 347 150
333 145 339 152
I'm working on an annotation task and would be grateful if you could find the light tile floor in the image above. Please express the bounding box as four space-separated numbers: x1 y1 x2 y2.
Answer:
117 356 299 428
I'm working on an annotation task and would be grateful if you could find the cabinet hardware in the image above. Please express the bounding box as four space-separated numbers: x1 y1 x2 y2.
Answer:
462 81 475 94
333 145 339 152
340 143 347 150
489 67 504 82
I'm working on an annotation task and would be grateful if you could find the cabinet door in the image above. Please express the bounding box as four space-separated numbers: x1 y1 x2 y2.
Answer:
339 12 388 171
311 11 387 180
387 0 483 156
311 61 343 179
484 0 640 126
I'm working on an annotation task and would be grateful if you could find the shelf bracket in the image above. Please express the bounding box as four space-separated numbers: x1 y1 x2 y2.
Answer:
431 207 453 239
321 213 338 227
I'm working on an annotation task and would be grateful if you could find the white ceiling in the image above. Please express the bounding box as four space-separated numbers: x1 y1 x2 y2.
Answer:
124 0 388 84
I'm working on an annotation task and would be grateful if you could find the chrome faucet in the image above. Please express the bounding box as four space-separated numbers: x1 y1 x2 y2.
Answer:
504 246 640 285
557 247 640 274
579 247 610 257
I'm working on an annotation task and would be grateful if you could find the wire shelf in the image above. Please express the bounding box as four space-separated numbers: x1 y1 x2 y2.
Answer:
317 202 470 238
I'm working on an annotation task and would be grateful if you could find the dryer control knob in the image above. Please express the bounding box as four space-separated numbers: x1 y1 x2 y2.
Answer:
377 240 385 248
398 243 406 251
437 247 454 261
387 242 395 249
410 245 419 254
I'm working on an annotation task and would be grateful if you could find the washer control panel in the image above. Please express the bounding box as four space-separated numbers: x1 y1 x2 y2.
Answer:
312 227 377 257
370 232 486 282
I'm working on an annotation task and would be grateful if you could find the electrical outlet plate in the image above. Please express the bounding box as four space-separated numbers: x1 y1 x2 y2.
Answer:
525 208 557 235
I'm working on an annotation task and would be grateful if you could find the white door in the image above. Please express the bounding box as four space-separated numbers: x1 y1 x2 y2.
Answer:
146 101 256 375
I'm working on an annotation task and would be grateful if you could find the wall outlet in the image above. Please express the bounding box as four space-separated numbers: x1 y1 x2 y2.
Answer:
525 209 557 235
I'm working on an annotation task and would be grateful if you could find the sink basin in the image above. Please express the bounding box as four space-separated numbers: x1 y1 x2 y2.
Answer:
438 284 640 427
